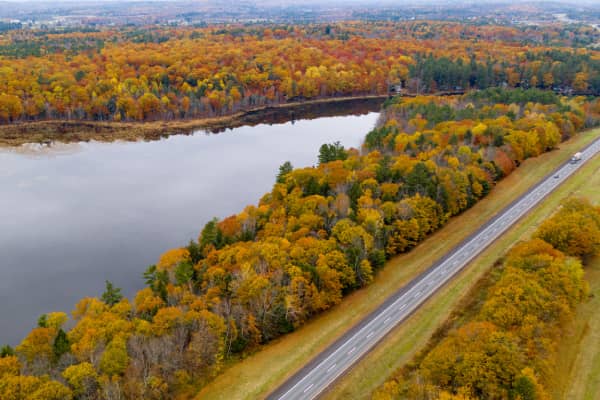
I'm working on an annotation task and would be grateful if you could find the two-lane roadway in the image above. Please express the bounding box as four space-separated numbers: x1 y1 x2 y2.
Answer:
269 136 600 400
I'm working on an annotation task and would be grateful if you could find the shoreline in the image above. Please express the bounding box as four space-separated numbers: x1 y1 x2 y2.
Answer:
0 94 388 147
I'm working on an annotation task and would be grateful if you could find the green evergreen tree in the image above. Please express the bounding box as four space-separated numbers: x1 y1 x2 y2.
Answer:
1 344 14 357
37 314 48 328
318 141 348 165
53 329 70 361
101 280 123 306
276 161 293 184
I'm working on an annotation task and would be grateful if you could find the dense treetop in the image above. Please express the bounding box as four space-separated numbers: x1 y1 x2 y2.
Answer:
373 197 600 400
0 21 599 123
2 90 598 399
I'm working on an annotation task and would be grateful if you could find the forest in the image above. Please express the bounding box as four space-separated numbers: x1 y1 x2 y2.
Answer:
372 197 600 400
1 88 599 399
0 21 599 124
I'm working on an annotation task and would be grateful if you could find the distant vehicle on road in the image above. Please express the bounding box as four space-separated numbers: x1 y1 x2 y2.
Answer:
571 152 582 163
554 174 560 179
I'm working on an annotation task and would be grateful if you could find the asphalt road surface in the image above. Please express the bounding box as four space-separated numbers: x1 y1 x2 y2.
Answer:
269 136 600 400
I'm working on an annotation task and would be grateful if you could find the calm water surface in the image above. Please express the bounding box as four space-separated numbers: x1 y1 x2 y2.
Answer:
0 112 379 344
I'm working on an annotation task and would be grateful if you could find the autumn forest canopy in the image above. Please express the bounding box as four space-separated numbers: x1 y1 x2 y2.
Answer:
374 197 600 400
0 21 599 123
1 18 600 400
1 86 599 398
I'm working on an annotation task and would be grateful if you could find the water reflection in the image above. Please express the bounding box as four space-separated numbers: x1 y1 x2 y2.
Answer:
0 112 379 345
0 141 85 157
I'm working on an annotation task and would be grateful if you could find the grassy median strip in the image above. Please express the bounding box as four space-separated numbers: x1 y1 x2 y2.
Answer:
195 128 600 400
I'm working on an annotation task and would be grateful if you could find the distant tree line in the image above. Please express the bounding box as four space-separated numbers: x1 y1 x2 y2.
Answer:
407 51 600 95
0 22 598 124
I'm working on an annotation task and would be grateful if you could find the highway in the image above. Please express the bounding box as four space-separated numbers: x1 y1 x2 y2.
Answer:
268 136 600 400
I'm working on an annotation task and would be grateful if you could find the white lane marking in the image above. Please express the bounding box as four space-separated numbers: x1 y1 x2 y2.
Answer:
347 346 356 355
366 331 374 339
326 363 337 373
398 304 407 311
303 383 314 393
384 317 391 324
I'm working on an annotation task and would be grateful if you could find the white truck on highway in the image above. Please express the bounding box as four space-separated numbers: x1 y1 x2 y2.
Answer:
571 152 582 163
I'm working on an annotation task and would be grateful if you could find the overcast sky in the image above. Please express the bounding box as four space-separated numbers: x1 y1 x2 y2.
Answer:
2 0 599 3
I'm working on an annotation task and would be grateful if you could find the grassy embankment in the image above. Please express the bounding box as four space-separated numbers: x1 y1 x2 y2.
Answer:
195 128 600 400
548 171 600 400
549 255 600 400
0 95 386 147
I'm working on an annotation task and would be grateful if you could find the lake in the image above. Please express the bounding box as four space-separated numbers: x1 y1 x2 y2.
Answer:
0 110 380 345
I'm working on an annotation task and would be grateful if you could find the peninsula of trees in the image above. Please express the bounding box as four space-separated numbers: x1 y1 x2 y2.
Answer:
1 88 599 399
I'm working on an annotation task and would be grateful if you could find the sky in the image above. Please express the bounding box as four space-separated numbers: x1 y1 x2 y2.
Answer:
1 0 598 3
